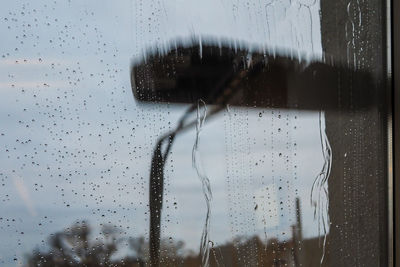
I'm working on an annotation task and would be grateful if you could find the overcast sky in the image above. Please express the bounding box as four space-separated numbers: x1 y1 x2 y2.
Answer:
0 0 325 265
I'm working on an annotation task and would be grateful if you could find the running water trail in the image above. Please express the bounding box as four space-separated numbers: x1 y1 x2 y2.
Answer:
310 110 332 265
192 99 212 267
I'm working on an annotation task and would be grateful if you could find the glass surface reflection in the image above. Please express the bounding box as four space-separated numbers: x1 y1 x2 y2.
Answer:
0 0 389 266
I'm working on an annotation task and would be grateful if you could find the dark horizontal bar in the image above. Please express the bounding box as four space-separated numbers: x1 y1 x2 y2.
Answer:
131 42 379 111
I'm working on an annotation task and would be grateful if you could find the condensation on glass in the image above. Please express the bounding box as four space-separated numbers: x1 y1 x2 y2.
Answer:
0 0 389 266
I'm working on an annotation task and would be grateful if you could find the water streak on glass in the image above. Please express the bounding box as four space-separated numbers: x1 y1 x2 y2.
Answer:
310 110 332 264
192 99 212 267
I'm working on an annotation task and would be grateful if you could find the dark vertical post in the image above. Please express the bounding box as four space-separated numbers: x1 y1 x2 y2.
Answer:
392 0 400 264
320 0 389 266
292 197 302 267
295 197 302 242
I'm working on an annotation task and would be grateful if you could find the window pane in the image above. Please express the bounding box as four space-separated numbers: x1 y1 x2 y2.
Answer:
0 0 389 266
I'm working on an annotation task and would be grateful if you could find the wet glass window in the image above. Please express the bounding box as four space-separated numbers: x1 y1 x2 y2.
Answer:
0 1 390 266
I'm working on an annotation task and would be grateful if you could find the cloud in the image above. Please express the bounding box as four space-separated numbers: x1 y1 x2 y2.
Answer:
0 81 68 90
0 57 76 67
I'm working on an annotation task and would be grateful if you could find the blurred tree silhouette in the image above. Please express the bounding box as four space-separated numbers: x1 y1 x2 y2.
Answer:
24 221 191 267
25 221 139 267
24 221 325 266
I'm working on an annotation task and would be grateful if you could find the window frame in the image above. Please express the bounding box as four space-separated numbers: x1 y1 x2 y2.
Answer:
391 0 399 265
